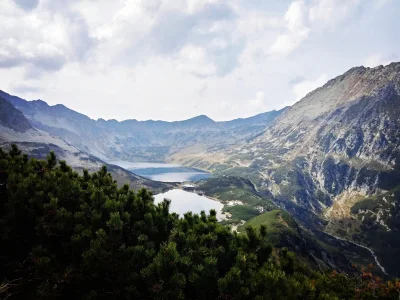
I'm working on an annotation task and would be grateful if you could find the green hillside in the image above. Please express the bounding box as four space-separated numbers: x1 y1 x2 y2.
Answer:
198 176 276 222
238 210 297 234
238 210 385 278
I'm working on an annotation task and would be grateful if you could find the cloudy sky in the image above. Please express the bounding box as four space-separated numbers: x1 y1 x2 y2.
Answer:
0 0 399 121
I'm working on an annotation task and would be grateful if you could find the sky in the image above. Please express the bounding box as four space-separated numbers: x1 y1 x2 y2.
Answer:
0 0 399 122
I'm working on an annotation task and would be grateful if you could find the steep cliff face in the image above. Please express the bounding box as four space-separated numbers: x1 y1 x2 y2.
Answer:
260 64 400 217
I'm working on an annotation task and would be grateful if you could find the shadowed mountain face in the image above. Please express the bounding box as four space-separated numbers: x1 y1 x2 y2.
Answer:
0 89 285 162
0 97 176 193
0 96 32 133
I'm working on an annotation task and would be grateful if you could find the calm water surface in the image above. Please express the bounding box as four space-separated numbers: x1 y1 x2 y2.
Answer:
108 161 211 182
153 189 225 221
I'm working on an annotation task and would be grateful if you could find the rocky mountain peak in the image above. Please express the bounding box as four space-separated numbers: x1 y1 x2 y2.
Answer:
274 62 400 129
183 114 215 124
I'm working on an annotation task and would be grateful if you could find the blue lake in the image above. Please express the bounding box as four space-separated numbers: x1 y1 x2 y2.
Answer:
153 189 225 221
108 161 212 182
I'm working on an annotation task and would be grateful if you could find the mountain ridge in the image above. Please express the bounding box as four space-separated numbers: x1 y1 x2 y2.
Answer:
0 96 176 193
0 89 285 125
0 89 285 162
169 62 400 276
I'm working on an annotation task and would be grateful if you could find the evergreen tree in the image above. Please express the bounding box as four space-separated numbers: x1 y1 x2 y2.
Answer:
1 145 399 299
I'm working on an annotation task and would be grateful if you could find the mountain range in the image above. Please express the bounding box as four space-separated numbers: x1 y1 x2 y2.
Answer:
1 62 400 277
0 96 176 193
0 89 285 162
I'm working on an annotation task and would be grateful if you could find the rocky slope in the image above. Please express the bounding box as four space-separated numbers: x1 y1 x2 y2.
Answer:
0 90 284 162
197 176 379 276
0 96 32 132
172 62 400 276
0 98 175 193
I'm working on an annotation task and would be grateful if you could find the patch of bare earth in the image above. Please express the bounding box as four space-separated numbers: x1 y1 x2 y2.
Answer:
277 214 289 228
324 192 364 238
169 149 228 170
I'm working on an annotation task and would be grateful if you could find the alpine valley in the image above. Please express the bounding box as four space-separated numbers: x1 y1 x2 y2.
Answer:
2 62 400 278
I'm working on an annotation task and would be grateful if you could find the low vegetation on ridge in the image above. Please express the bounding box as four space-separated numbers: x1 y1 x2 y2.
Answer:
1 145 400 299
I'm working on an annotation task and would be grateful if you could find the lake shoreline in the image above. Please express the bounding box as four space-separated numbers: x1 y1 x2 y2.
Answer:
107 160 212 183
153 188 230 221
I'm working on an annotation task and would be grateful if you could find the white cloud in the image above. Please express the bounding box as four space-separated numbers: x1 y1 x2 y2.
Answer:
0 0 398 122
363 54 391 68
141 0 162 13
286 0 308 32
250 91 265 108
373 0 393 9
92 0 155 42
186 0 220 14
292 74 328 102
237 12 282 36
13 0 39 11
10 81 43 93
175 45 216 77
269 29 310 56
0 0 94 76
269 0 310 56
309 0 360 27
270 0 362 56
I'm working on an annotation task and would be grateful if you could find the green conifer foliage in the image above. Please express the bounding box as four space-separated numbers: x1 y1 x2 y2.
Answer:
1 145 399 299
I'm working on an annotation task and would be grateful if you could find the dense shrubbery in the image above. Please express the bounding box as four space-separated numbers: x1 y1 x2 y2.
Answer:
1 145 399 299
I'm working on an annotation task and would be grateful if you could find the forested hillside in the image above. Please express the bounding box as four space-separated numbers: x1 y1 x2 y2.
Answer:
1 145 400 299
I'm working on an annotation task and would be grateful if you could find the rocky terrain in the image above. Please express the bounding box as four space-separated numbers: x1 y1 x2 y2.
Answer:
171 62 400 276
197 176 379 276
0 97 32 133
